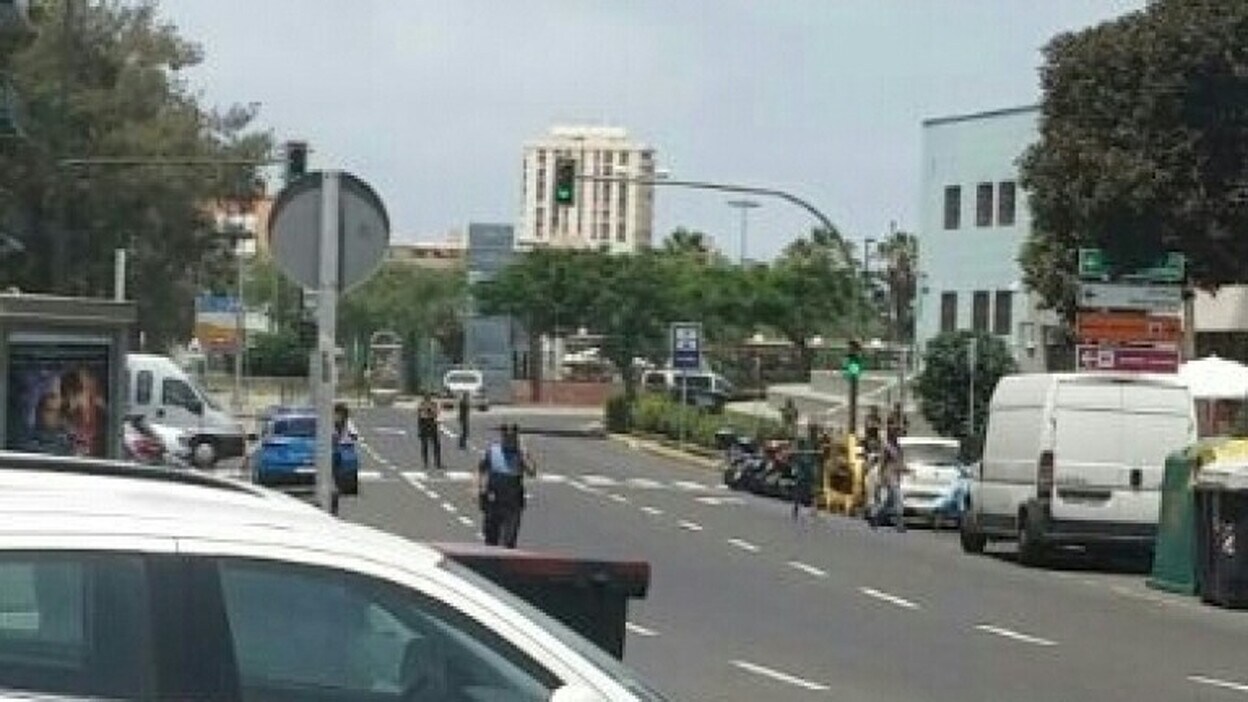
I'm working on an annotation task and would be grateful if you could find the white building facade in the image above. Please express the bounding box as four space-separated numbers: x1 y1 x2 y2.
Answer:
518 126 656 253
915 106 1060 371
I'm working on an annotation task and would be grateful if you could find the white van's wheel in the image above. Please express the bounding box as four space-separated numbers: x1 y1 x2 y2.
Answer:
1017 508 1047 567
960 511 987 554
192 439 217 468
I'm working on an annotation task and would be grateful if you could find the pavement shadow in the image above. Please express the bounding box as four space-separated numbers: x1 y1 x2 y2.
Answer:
987 546 1153 575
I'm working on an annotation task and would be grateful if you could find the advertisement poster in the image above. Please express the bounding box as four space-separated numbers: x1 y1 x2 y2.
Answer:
6 342 111 458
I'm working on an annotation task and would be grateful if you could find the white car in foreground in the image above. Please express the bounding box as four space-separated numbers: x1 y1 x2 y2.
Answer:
0 452 667 701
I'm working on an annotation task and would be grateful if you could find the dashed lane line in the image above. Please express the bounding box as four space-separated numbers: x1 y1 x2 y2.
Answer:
441 502 458 513
973 624 1057 647
726 538 760 553
858 587 920 610
607 493 629 504
625 622 660 637
729 660 830 692
1188 675 1248 694
677 520 704 532
787 561 828 578
640 506 664 516
457 515 475 528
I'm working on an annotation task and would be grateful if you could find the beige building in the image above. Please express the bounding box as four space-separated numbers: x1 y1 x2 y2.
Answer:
387 231 465 269
519 125 656 252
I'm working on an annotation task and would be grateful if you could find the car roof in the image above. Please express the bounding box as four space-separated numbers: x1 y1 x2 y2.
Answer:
0 452 443 571
899 436 961 449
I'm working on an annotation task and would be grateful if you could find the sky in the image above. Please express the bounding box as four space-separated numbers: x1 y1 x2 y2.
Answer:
159 0 1144 259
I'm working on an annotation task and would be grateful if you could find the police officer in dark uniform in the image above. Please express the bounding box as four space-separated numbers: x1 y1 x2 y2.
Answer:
476 424 536 548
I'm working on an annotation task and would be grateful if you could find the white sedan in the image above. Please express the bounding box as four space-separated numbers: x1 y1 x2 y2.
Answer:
0 452 668 701
899 436 971 527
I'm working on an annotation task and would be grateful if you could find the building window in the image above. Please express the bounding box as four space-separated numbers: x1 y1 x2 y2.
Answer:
620 152 629 166
940 292 957 332
943 186 961 230
617 223 627 242
994 290 1013 336
998 180 1016 226
976 183 993 228
972 290 990 332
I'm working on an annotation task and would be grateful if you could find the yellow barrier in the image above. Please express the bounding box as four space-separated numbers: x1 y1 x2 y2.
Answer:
820 433 866 515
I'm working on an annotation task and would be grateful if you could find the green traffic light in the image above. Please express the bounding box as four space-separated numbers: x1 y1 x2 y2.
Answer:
842 356 862 379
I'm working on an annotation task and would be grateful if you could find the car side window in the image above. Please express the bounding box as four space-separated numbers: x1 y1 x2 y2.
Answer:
135 370 153 405
0 553 152 700
161 379 198 412
216 559 559 702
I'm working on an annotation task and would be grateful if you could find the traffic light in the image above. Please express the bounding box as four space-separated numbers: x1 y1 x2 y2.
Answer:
554 158 576 206
285 140 308 183
842 339 863 380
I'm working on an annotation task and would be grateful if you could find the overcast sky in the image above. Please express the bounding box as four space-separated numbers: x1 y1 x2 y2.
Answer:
160 1 1142 258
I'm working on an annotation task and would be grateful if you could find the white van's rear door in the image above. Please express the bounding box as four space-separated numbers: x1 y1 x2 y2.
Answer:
1121 383 1194 492
1051 382 1126 519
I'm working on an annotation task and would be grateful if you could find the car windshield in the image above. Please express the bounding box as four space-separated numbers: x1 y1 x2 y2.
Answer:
440 560 670 702
904 443 962 466
273 417 316 438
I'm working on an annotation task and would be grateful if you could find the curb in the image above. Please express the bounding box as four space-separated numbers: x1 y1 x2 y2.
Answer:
608 434 721 471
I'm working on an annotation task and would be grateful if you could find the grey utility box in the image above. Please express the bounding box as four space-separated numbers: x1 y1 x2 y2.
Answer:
0 294 136 460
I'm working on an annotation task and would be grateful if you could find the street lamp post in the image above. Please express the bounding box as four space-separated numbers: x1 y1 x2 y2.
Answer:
726 199 760 265
861 237 877 340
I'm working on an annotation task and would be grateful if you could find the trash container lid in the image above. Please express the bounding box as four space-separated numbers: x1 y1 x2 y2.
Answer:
1197 459 1248 491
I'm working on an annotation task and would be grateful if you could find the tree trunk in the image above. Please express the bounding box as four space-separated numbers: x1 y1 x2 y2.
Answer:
796 340 814 379
528 328 543 403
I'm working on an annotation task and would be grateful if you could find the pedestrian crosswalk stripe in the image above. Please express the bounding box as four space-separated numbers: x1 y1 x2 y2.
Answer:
674 480 711 491
581 474 617 487
399 470 474 483
537 474 567 483
359 470 385 481
625 478 664 489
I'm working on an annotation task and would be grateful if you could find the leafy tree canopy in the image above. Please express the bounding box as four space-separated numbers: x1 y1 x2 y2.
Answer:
916 331 1016 444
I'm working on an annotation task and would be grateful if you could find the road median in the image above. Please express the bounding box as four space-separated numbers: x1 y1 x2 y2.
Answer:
608 433 721 470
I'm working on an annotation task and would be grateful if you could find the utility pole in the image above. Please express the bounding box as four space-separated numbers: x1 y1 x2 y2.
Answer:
726 199 760 265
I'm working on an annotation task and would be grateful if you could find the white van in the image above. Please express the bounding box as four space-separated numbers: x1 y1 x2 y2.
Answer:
126 354 246 467
960 372 1195 565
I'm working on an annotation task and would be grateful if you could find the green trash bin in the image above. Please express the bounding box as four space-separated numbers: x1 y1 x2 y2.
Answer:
1148 445 1203 595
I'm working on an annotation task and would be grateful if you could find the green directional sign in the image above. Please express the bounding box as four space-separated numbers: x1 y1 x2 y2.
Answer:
1078 248 1185 283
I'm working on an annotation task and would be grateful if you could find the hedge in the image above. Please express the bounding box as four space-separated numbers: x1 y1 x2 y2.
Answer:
603 393 786 450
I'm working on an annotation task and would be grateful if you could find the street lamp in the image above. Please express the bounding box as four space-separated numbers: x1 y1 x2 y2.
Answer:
726 199 760 265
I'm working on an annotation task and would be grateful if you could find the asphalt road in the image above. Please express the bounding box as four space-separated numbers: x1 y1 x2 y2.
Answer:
333 406 1248 702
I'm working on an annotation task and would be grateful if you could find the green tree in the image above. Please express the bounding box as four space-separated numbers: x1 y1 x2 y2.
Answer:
0 1 270 348
876 231 918 344
1019 1 1248 318
916 331 1016 448
755 227 857 373
474 247 598 401
588 249 680 398
337 262 467 366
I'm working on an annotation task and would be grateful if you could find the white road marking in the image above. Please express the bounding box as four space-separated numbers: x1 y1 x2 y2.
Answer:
373 427 407 436
536 473 567 483
973 624 1056 647
625 477 664 489
729 660 830 692
427 490 441 499
441 502 457 513
625 622 659 637
787 561 828 578
696 496 745 506
442 470 474 482
677 520 704 532
402 471 427 481
1188 675 1248 694
440 426 457 438
608 493 629 503
358 470 385 480
859 587 920 610
674 480 710 491
569 481 601 494
457 515 475 527
727 538 759 552
640 506 664 516
581 474 618 487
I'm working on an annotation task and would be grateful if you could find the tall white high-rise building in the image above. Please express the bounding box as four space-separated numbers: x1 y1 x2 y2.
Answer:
518 125 656 252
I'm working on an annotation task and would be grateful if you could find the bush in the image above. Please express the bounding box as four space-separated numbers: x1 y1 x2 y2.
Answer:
623 393 788 451
604 394 632 433
247 329 310 377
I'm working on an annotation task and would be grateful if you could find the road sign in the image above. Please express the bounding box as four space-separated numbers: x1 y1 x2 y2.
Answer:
670 322 702 371
1076 311 1182 344
1077 344 1180 373
1078 248 1185 283
268 171 390 291
1077 282 1182 312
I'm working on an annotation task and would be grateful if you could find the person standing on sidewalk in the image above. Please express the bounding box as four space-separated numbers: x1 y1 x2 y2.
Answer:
457 392 471 450
476 424 536 548
870 426 907 531
416 393 443 470
780 398 800 439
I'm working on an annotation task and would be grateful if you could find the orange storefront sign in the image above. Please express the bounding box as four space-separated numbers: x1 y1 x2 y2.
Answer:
1076 311 1182 344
